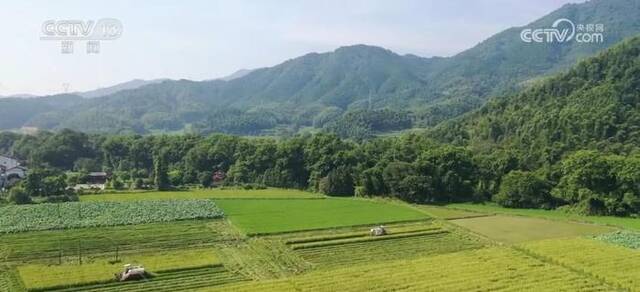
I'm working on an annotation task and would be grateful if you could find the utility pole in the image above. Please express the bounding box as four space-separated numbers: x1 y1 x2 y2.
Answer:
58 240 62 265
77 240 82 265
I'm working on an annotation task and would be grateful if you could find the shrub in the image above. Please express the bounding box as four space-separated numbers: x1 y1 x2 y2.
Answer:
9 187 32 205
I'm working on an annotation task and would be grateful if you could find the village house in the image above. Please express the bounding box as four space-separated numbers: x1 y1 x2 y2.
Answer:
73 172 110 191
0 155 27 189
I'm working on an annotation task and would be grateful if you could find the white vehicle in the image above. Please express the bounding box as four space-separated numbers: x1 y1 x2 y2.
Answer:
115 264 147 281
370 225 387 236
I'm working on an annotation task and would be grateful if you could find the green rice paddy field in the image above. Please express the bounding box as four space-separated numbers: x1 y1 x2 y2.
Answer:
215 198 429 235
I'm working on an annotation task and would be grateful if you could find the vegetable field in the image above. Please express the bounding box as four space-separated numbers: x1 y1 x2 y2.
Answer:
595 231 640 249
215 198 428 235
0 200 223 233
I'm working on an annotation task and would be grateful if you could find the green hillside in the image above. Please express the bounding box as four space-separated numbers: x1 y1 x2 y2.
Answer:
432 35 640 166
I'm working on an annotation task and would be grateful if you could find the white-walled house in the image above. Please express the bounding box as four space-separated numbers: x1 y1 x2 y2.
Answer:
0 155 20 170
0 155 27 189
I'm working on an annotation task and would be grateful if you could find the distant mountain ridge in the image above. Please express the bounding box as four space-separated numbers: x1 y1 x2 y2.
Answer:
218 69 254 81
1 0 639 134
78 79 170 98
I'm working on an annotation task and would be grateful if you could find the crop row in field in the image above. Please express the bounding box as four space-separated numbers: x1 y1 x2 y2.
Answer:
0 267 9 292
283 224 442 245
0 200 223 233
17 248 221 291
203 247 612 291
0 220 232 264
80 188 323 202
0 266 24 292
216 198 429 235
520 238 640 290
272 220 436 240
290 229 448 250
594 231 640 249
48 265 247 292
292 229 485 269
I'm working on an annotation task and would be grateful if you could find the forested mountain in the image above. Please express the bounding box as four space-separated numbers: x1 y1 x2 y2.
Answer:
0 94 83 130
432 35 640 168
1 0 639 135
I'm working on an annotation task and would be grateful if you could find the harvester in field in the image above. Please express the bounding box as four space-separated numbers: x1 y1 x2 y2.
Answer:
370 225 387 236
115 264 147 281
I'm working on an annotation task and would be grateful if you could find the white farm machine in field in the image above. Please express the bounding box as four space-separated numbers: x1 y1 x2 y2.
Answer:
370 225 387 236
115 264 147 281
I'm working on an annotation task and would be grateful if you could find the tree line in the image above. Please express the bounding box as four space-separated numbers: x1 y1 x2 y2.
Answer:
1 129 639 217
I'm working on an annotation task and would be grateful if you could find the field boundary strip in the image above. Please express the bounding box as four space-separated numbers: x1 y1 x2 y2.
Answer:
289 229 449 250
244 218 432 237
284 226 442 244
441 213 492 220
208 197 325 200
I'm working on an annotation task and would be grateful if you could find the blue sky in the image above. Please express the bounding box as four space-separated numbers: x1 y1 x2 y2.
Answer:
0 0 583 96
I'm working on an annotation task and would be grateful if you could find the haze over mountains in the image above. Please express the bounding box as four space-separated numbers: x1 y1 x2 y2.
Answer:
1 0 639 135
77 79 170 99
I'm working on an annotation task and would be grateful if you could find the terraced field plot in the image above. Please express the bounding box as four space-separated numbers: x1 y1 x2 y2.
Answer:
203 247 613 291
451 215 613 243
47 265 246 292
80 188 323 202
0 220 231 264
521 238 640 290
17 248 221 291
216 198 429 235
0 200 222 233
286 223 485 269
